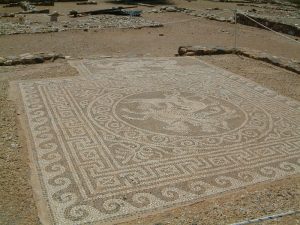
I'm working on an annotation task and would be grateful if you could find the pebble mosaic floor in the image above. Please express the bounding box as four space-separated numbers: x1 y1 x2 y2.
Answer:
15 57 300 225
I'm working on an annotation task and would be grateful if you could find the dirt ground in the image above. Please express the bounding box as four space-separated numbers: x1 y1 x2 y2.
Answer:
0 0 299 60
200 54 300 101
0 62 78 225
0 0 300 225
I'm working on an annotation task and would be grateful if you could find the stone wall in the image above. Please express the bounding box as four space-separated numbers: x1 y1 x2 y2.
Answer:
0 0 54 3
0 0 19 3
178 45 300 74
236 13 300 37
0 53 65 66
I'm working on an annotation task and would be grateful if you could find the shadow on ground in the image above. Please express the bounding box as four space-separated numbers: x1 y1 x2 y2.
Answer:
105 0 173 5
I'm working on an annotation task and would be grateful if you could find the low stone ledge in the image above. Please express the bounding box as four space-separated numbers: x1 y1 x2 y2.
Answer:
178 46 235 56
0 52 65 66
236 13 300 37
147 6 299 37
178 46 300 74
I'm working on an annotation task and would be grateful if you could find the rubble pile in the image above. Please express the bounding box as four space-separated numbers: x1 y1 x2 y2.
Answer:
0 0 299 36
0 15 162 35
146 4 300 36
0 52 65 66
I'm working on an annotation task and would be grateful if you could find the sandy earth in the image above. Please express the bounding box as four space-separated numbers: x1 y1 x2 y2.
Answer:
0 0 300 225
0 1 299 60
0 13 299 60
0 62 78 225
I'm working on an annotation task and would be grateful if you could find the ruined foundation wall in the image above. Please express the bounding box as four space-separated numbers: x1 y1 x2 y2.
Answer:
236 13 300 37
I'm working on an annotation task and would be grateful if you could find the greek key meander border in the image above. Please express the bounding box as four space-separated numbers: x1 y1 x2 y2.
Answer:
37 70 300 195
19 88 300 225
18 57 300 223
25 76 300 200
38 85 300 200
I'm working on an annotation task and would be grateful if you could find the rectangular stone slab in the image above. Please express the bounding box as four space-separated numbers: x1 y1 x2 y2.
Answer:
14 57 300 225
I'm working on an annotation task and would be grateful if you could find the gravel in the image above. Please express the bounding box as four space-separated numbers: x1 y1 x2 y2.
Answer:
0 15 162 35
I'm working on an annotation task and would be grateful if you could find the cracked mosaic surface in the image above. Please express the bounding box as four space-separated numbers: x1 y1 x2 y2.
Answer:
16 57 300 225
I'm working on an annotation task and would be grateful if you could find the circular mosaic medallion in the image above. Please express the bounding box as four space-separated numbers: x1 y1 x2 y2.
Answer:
115 91 246 136
89 89 272 147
